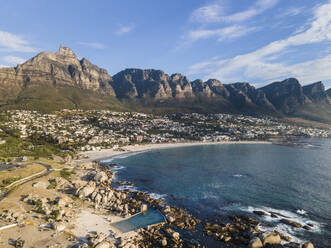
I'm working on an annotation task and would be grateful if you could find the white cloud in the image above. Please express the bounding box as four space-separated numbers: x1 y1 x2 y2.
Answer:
187 25 258 42
78 42 106 49
0 30 37 52
277 7 303 18
116 24 135 35
191 0 278 23
188 1 331 85
0 64 9 68
3 55 25 65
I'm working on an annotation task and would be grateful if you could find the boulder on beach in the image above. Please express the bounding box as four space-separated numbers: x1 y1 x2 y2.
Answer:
260 232 281 245
249 237 263 248
302 242 314 248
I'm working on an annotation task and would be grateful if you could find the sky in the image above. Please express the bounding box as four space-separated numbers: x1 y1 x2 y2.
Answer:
0 0 331 88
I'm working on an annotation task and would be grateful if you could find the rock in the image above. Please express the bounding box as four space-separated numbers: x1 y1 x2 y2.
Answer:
172 232 180 240
280 219 302 228
95 194 102 204
161 238 167 246
253 210 267 216
32 181 48 188
78 182 96 198
14 238 25 248
303 225 311 230
94 171 108 183
249 237 263 248
260 232 281 245
95 241 110 248
302 242 314 248
223 236 231 242
55 196 68 207
51 222 66 232
166 214 175 223
141 204 148 213
283 242 301 248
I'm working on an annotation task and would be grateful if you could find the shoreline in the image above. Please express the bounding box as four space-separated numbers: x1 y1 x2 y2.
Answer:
79 140 272 162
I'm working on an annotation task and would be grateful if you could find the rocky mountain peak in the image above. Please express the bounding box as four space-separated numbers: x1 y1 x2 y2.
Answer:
57 45 77 58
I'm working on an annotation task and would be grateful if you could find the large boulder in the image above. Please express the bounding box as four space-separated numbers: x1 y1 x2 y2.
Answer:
260 232 281 245
52 222 66 232
172 232 180 240
78 182 96 198
94 171 108 183
95 241 110 248
280 219 302 228
302 242 314 248
249 237 263 248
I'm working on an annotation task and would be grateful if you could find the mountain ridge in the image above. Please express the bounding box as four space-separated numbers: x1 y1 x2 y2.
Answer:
0 46 331 123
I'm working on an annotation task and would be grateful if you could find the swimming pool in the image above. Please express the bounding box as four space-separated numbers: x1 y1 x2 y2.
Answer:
111 209 166 233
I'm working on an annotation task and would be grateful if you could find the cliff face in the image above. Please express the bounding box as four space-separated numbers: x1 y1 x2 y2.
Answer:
303 81 330 103
0 46 115 97
260 78 310 113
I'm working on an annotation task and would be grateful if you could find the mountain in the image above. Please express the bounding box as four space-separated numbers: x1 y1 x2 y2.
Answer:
0 46 331 123
0 46 123 111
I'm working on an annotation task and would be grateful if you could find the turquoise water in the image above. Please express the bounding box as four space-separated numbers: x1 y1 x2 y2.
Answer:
105 139 331 246
111 209 165 233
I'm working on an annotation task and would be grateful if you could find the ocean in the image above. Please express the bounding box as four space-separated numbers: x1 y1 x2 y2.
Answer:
102 139 331 247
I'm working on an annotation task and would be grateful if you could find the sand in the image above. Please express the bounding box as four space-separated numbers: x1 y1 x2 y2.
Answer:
80 140 271 161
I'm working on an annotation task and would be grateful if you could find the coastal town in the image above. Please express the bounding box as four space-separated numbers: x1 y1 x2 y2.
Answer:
0 109 325 248
2 109 330 153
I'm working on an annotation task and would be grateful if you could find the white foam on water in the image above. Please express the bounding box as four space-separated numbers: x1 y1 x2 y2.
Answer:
241 205 322 233
233 174 244 178
258 223 304 244
110 165 125 172
100 151 145 163
117 185 139 191
148 192 167 200
296 209 307 215
220 203 323 243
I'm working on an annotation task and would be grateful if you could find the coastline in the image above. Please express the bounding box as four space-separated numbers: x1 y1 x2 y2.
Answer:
79 140 272 162
70 139 320 247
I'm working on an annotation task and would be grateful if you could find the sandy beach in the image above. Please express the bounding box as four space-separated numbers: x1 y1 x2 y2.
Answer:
80 140 272 162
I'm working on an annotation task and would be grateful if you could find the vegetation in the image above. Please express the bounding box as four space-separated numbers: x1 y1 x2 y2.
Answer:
47 179 57 190
60 168 74 180
2 176 21 186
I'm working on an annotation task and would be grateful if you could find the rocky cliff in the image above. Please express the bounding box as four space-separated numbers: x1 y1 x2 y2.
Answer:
0 46 331 122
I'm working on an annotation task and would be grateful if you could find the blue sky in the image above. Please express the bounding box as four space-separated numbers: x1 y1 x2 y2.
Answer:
0 0 331 88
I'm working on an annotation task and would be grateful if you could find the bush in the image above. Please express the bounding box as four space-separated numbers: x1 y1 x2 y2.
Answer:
47 179 57 190
2 177 21 186
60 168 74 180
